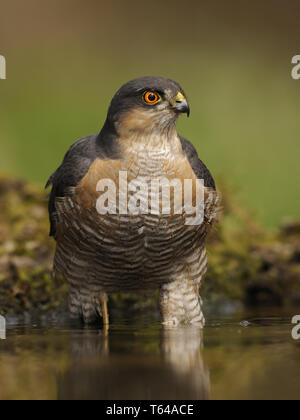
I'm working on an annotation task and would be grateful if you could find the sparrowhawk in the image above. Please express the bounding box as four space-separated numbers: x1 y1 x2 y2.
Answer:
46 77 218 326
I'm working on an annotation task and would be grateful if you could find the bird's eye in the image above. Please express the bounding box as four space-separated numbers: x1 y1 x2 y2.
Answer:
143 91 161 105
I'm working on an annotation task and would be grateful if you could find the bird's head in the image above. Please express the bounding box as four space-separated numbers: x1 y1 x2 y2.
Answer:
106 77 190 139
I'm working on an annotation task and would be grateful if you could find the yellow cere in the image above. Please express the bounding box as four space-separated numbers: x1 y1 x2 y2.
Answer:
176 92 185 103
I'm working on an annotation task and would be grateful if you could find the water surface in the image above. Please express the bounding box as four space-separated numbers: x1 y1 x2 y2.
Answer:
0 310 299 400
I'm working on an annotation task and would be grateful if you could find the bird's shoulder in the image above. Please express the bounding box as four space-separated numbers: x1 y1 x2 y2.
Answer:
179 136 219 229
46 128 121 236
46 135 98 190
179 136 216 190
46 122 120 191
46 135 98 236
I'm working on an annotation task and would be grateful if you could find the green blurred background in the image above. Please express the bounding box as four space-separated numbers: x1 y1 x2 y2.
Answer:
0 0 299 227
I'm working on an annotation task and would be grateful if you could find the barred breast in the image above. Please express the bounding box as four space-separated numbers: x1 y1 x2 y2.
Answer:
53 145 218 323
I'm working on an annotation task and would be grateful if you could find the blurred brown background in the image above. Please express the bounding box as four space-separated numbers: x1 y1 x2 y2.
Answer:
0 0 299 227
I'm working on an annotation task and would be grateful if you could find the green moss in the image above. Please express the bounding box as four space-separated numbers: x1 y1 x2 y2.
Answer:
205 183 300 307
0 175 67 315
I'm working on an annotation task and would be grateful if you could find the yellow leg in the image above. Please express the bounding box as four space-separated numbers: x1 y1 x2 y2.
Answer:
100 293 109 330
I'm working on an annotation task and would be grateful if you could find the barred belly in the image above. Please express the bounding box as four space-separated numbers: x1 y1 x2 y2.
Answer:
54 198 208 293
53 148 217 325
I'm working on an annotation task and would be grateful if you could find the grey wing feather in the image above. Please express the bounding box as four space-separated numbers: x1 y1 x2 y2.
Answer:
46 126 120 238
45 135 98 237
179 136 216 190
180 136 218 226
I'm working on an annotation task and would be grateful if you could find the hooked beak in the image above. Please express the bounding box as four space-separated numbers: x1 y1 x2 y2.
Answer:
173 92 190 117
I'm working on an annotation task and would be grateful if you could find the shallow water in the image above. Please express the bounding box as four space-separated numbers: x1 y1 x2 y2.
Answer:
0 309 300 400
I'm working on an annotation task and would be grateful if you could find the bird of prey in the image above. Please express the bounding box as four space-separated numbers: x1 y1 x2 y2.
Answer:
46 77 218 326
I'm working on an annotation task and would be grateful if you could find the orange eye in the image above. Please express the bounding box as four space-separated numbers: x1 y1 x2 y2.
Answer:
143 91 161 105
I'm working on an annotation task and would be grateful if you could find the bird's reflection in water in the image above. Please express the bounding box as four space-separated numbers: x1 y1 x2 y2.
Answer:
57 324 210 400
